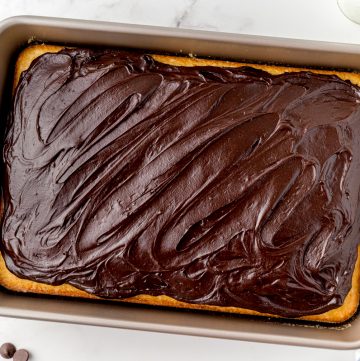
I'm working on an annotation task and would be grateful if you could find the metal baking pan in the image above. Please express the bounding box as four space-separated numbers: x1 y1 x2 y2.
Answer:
1 15 360 350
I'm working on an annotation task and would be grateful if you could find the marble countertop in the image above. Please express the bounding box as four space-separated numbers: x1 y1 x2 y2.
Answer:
2 0 360 44
1 1 360 360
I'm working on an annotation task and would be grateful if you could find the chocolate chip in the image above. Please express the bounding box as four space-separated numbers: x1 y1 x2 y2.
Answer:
13 349 29 361
0 343 16 359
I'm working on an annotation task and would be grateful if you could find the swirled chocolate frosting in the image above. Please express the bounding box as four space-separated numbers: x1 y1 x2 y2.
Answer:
3 48 360 318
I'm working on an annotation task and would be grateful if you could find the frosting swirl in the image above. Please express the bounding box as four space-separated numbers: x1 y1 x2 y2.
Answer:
2 48 360 317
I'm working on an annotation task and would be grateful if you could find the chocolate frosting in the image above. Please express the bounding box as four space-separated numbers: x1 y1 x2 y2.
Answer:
2 48 360 318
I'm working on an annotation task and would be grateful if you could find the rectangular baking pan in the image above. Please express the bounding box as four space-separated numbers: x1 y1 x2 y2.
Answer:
1 15 360 350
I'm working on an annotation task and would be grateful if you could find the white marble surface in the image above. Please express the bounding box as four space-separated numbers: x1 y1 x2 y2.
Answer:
0 316 357 361
2 0 360 43
1 1 360 360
